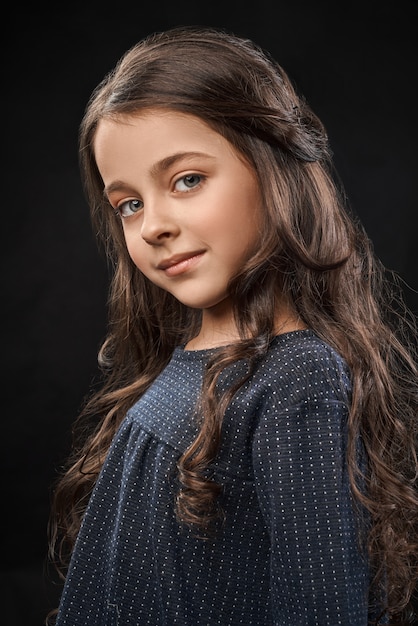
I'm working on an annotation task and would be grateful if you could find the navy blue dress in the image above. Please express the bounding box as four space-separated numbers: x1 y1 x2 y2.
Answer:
55 330 375 625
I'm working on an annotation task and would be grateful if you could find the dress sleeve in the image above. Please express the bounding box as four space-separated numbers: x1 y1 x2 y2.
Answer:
252 398 370 626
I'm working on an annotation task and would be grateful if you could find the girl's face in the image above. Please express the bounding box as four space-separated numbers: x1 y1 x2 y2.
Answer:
94 109 261 316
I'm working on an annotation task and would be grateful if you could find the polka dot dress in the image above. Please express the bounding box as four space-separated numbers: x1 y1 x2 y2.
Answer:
55 330 377 625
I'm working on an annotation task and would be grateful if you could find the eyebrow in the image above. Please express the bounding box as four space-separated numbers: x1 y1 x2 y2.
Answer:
103 151 215 198
149 151 215 178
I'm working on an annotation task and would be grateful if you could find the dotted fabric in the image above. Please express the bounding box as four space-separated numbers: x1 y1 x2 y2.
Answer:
55 330 377 625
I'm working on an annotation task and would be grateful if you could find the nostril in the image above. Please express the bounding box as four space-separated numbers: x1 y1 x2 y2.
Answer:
141 229 172 244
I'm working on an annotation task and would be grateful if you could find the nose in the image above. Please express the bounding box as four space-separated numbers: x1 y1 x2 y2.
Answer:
140 200 180 244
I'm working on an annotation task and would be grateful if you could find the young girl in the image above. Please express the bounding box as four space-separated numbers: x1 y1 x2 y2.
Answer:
48 26 418 625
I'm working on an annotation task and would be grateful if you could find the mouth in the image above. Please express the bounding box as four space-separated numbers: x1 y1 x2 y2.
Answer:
157 251 205 277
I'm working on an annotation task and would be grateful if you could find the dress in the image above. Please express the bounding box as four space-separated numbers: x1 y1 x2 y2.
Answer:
55 330 373 625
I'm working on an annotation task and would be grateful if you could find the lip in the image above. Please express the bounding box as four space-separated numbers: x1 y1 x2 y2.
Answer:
157 251 205 277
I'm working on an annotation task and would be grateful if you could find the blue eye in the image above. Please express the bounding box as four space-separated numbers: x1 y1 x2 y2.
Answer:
174 174 202 191
116 199 144 218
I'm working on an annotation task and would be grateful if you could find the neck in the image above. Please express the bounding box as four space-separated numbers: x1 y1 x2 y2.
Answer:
186 299 239 350
185 298 306 351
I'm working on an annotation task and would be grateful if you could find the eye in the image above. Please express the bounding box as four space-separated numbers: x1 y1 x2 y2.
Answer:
174 174 203 192
116 198 144 218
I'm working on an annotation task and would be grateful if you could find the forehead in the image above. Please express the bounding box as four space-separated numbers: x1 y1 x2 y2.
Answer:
93 109 248 176
94 109 223 149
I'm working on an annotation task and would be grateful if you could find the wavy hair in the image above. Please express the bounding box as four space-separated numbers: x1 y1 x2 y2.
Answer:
48 26 418 623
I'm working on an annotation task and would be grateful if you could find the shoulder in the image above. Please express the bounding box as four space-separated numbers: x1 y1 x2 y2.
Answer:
266 329 348 371
252 330 351 407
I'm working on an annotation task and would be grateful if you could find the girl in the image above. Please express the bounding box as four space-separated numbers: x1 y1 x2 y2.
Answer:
48 26 418 625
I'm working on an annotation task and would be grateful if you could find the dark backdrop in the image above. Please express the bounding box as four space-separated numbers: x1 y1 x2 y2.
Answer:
3 3 417 625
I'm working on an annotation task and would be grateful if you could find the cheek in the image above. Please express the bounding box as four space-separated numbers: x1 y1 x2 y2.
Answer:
227 193 261 249
123 233 147 271
208 183 257 234
129 251 146 273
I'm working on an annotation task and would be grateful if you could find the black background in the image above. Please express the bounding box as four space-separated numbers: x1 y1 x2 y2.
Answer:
2 2 417 625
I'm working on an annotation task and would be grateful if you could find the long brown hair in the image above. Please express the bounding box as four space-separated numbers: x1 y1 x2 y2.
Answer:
49 26 418 621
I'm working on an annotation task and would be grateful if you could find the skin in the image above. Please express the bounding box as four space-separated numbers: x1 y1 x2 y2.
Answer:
94 109 302 348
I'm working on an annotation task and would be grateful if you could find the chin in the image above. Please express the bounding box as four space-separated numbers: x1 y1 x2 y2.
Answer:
174 294 230 312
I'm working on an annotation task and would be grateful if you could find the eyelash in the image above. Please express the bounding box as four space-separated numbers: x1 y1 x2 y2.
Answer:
114 199 143 219
114 173 205 218
174 173 204 192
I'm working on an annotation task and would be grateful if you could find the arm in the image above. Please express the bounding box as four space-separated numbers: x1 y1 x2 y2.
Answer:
253 398 370 626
